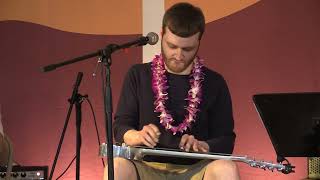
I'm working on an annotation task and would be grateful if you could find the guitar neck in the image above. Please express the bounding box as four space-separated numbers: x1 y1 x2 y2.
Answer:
140 148 246 162
99 144 294 174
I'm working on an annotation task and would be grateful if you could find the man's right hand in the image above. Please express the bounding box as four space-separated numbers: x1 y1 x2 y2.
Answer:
179 134 209 152
123 124 161 148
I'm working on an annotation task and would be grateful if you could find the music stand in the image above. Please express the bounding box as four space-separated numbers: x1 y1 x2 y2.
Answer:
253 92 320 160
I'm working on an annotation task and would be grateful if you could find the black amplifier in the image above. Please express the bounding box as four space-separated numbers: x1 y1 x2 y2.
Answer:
0 166 48 180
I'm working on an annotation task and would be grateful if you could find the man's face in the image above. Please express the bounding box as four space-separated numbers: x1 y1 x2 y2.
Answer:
161 27 200 74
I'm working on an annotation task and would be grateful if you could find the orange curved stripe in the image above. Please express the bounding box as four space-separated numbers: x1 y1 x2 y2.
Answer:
0 0 260 35
165 0 260 23
0 0 142 35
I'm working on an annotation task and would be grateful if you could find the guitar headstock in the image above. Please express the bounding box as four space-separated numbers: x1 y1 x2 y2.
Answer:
245 157 295 174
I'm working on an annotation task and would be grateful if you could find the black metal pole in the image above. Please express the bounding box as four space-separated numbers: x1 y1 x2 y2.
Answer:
48 104 73 180
100 45 116 180
75 98 83 180
105 66 114 180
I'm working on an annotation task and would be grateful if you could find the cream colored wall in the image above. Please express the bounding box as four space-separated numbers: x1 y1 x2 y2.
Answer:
142 0 164 63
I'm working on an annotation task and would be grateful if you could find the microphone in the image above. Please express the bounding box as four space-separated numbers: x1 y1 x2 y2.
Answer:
116 32 159 50
144 32 159 45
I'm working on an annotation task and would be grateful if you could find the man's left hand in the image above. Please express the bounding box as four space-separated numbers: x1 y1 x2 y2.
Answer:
179 134 209 152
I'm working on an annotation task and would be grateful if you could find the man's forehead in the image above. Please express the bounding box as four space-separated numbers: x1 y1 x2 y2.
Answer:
163 27 200 39
163 27 200 47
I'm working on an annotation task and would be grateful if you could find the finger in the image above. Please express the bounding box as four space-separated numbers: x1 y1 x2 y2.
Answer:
141 131 157 147
179 134 189 150
145 134 157 146
141 136 154 148
148 124 161 136
192 140 199 152
184 135 195 152
199 146 208 153
139 128 157 146
198 141 209 152
144 125 159 143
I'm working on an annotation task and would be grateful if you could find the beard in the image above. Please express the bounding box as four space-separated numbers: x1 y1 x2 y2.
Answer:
161 47 198 74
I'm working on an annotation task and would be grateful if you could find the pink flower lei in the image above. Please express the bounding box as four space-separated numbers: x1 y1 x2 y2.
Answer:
151 54 204 135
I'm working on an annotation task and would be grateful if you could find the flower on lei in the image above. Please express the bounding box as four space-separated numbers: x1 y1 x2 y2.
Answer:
151 54 204 135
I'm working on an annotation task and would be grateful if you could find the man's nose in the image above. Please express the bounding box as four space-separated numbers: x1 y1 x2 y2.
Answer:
175 49 183 60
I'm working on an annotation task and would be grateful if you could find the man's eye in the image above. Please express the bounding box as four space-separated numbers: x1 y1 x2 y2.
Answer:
183 48 193 52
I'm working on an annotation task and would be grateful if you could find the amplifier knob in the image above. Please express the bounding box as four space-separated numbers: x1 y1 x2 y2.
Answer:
12 172 18 177
21 172 27 177
0 172 6 178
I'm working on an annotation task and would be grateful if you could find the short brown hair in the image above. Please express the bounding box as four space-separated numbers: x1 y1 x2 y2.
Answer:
162 2 205 39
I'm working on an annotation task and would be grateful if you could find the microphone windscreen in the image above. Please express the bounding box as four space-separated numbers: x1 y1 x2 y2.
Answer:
146 32 159 45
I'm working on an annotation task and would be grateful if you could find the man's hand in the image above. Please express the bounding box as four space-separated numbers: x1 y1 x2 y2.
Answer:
124 124 161 148
179 134 209 152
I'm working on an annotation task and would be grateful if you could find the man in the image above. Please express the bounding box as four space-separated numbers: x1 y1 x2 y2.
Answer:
105 2 240 180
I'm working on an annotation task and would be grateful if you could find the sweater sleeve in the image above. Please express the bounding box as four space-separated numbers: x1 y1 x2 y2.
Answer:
206 77 236 154
113 65 139 143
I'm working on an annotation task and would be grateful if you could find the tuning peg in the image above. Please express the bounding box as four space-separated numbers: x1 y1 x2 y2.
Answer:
267 166 274 171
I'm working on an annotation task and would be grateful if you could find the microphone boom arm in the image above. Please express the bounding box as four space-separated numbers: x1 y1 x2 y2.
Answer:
40 32 158 73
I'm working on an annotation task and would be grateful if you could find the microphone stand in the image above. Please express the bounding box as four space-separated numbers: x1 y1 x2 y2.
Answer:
48 72 84 180
41 38 151 180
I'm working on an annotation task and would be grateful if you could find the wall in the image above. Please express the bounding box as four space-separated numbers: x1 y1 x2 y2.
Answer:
0 0 319 179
